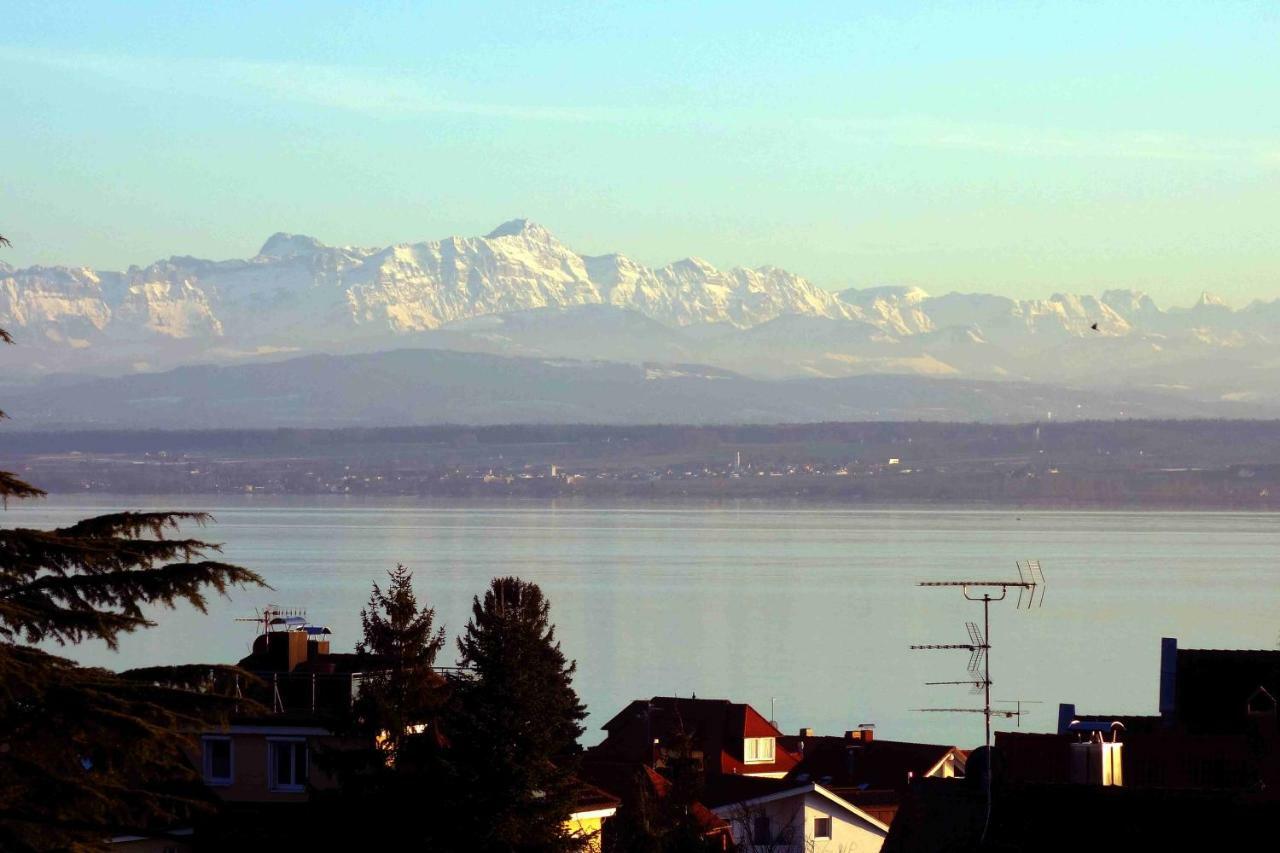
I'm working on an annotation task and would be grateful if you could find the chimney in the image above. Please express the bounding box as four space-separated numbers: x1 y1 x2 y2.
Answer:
266 630 309 672
1159 637 1178 721
1058 703 1077 734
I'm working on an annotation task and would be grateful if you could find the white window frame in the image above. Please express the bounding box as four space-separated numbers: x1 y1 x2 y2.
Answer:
744 736 776 764
201 736 233 786
266 737 308 792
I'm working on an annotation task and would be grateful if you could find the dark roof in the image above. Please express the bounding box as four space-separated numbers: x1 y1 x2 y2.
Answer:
594 696 799 778
999 728 1280 790
701 774 795 808
1175 647 1280 732
572 779 622 813
1062 713 1163 735
577 759 647 802
884 777 1280 853
778 736 958 791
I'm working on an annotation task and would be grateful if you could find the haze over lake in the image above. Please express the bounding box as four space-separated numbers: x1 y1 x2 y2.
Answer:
11 496 1277 747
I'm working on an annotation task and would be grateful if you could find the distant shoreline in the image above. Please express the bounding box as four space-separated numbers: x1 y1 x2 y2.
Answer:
7 488 1277 514
6 420 1279 512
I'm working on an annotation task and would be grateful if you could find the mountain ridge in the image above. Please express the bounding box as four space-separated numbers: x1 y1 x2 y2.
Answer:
3 221 1279 410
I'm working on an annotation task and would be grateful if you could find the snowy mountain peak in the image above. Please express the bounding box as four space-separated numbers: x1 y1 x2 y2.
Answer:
257 232 325 259
5 221 1280 396
1101 289 1160 316
1195 291 1230 309
671 257 718 273
485 218 555 242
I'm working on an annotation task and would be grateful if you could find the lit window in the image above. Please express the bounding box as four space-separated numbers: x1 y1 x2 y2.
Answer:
202 737 232 785
814 816 833 839
744 736 776 763
267 739 307 791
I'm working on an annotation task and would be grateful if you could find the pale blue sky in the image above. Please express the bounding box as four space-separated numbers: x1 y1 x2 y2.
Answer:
3 1 1278 306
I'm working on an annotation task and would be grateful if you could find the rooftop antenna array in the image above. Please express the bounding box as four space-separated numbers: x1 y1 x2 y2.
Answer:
911 560 1045 749
235 604 309 637
910 560 1045 845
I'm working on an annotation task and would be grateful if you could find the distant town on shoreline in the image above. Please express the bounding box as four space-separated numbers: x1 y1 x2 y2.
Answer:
8 420 1280 510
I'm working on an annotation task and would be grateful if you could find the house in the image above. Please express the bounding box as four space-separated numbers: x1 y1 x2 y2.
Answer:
778 727 965 825
192 618 377 806
883 775 1280 853
566 780 622 852
588 697 960 850
578 760 733 850
589 696 801 780
1039 636 1280 790
706 779 889 852
883 636 1280 851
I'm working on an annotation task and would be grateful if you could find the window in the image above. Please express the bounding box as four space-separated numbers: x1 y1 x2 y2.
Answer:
202 737 232 785
267 739 307 791
752 816 772 843
814 816 833 839
744 736 776 763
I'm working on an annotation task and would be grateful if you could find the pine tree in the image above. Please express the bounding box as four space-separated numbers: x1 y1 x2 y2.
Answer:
0 267 269 850
355 563 447 759
451 576 588 852
603 728 718 853
300 565 456 849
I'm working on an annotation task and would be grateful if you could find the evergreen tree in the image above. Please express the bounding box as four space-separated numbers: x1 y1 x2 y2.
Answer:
603 728 718 853
1 267 269 850
355 563 447 758
304 565 455 849
451 576 587 852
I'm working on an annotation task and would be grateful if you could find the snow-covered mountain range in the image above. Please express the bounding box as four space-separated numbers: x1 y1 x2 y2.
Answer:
3 219 1279 410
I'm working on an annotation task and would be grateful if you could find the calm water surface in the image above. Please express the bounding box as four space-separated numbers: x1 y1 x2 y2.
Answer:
7 496 1277 747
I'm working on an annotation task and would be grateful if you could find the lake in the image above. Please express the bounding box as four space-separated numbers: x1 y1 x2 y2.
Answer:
6 495 1277 747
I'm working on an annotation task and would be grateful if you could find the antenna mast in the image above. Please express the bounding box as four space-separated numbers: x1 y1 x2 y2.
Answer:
911 560 1045 846
911 560 1045 751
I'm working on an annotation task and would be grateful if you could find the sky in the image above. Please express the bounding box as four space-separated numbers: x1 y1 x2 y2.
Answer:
3 0 1279 307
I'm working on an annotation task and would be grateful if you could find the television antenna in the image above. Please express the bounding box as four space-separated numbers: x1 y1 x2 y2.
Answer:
911 560 1045 845
995 698 1044 727
235 604 309 636
912 560 1044 749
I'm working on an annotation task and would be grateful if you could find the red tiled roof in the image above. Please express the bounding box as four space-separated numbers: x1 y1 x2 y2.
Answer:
594 696 800 778
642 766 730 833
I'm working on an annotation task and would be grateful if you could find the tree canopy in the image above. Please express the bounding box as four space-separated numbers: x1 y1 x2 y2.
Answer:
451 576 588 852
355 563 448 759
0 253 269 850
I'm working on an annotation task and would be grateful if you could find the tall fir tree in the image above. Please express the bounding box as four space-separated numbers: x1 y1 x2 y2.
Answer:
451 576 588 852
302 564 456 849
1 238 269 851
355 563 448 757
